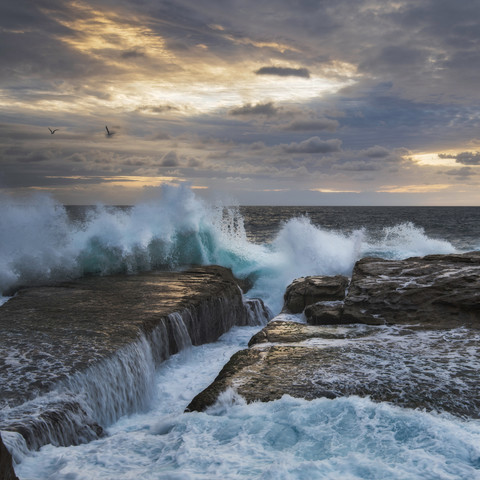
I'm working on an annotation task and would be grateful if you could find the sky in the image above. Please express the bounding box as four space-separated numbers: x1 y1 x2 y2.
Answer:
1 0 480 205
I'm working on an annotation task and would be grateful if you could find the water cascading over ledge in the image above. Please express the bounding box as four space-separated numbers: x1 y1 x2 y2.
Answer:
0 266 271 472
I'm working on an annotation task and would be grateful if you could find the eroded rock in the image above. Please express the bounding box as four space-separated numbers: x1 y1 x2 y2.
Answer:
304 303 346 325
0 265 271 475
283 275 349 313
188 320 480 418
343 252 480 327
190 253 480 417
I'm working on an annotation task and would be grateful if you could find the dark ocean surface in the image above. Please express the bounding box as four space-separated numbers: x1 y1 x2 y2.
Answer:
239 205 480 249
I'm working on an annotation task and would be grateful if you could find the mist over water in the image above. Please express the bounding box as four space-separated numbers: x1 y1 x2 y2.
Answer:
0 185 470 313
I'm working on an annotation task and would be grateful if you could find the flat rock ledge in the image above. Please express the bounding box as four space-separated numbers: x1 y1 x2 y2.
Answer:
0 266 270 478
187 320 480 417
187 253 480 416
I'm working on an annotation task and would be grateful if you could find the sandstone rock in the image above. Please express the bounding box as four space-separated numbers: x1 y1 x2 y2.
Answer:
283 275 349 313
304 303 346 325
248 320 338 346
188 319 480 418
0 266 271 455
343 252 480 327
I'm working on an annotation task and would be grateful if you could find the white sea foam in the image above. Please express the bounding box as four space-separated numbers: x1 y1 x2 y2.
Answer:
0 186 459 314
364 222 456 259
13 326 480 480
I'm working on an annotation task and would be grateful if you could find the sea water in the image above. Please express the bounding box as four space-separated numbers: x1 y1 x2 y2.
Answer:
2 185 480 479
11 328 480 480
1 186 477 313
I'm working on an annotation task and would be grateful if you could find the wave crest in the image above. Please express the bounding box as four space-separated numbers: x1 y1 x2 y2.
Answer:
0 187 458 312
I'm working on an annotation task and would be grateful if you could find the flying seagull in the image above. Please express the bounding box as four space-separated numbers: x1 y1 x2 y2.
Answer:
105 125 115 136
48 128 59 134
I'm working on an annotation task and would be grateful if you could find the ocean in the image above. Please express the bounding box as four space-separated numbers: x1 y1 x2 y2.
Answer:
1 185 480 479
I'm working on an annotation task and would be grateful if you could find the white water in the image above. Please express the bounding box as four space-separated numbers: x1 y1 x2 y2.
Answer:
0 186 458 313
2 186 479 478
12 326 480 480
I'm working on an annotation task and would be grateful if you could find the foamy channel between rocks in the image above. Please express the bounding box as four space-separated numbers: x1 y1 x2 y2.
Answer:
0 265 271 479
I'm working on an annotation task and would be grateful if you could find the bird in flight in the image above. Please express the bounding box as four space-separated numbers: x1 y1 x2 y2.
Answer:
105 125 115 136
48 128 59 134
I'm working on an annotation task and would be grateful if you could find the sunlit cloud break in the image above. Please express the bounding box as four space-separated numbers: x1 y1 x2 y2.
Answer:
1 0 480 205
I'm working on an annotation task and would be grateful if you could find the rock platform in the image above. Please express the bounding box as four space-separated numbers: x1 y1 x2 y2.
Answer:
0 266 270 478
188 253 480 417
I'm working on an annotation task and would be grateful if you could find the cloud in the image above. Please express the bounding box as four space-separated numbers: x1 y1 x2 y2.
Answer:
151 131 171 140
362 146 392 158
282 118 339 132
188 157 202 167
161 151 179 167
138 105 178 114
16 152 50 163
359 45 429 72
230 102 278 116
282 137 342 154
255 66 311 78
443 166 477 177
439 151 480 165
121 49 146 59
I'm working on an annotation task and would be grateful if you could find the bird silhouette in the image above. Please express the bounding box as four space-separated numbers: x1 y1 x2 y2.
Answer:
105 125 115 136
48 128 59 134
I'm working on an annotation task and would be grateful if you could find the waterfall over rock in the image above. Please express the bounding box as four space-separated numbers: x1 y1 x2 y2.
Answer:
0 266 272 474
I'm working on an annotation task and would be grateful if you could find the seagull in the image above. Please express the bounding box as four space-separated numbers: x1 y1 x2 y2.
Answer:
105 125 115 136
48 127 59 134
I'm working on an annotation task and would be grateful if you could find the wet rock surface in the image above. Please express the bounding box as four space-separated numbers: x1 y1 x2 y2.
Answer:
0 434 19 480
343 252 480 327
189 253 480 417
304 303 346 325
0 266 254 409
188 320 480 418
291 252 480 327
283 275 349 313
0 266 271 475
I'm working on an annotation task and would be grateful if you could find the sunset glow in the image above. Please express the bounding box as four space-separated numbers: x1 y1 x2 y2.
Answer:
1 0 480 204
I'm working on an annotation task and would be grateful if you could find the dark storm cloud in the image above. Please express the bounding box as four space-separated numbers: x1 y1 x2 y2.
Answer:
282 137 342 154
0 2 108 84
230 102 278 117
282 118 339 132
255 66 310 78
439 152 480 165
2 0 480 204
335 86 480 151
359 45 430 74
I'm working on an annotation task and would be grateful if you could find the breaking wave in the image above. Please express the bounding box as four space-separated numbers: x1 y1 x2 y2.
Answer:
0 185 458 313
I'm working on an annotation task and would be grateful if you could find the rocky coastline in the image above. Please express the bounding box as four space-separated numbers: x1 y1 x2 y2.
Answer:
0 266 270 479
188 252 480 415
3 252 480 479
